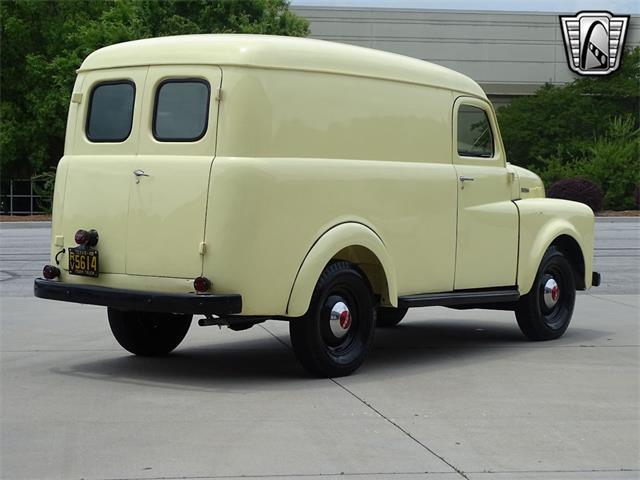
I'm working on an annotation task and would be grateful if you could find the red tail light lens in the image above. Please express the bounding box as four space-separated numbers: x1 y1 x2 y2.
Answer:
75 229 89 245
43 265 60 280
74 229 99 246
194 276 211 293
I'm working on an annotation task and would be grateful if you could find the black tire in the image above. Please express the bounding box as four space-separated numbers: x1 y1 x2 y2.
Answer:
515 246 576 341
376 307 408 328
289 261 376 377
107 308 192 356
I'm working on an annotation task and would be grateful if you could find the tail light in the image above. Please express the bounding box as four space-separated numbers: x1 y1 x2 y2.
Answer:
194 276 211 293
43 265 60 280
75 229 99 247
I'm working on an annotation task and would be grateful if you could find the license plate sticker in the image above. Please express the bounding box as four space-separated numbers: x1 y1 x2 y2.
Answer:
68 247 99 277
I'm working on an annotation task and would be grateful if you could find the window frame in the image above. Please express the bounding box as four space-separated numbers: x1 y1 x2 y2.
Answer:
152 78 211 143
456 103 495 159
85 80 136 143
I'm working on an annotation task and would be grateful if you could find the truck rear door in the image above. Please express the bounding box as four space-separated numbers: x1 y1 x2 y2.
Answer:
62 67 148 275
125 66 222 278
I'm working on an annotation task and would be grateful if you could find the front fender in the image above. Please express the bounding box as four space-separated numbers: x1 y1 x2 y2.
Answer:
516 198 594 295
286 222 398 316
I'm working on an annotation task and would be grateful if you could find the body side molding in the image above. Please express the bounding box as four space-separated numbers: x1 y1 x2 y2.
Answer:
398 287 519 308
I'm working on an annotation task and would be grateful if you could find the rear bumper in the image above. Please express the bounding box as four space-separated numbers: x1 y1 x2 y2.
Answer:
33 278 242 315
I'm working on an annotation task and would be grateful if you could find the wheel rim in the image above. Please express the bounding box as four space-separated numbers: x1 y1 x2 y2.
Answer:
539 267 568 329
321 292 359 352
329 301 352 338
542 277 560 309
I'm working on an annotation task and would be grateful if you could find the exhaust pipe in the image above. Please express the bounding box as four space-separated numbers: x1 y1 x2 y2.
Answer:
198 315 228 327
198 314 266 331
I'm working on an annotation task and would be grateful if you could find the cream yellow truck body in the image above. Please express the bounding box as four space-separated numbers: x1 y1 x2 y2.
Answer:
35 35 598 376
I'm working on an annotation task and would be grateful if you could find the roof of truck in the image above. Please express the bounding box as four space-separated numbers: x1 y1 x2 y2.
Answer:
79 34 486 98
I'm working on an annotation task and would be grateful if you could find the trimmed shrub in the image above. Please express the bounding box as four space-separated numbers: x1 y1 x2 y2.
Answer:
538 115 640 210
547 177 603 212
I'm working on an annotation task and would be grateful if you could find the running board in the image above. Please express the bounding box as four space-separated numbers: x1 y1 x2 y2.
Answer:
398 288 520 309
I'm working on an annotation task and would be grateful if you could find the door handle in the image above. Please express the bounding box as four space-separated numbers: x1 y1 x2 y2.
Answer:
133 170 150 184
459 176 474 190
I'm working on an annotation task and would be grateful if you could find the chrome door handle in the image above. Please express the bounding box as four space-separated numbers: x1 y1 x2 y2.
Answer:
459 176 474 189
133 170 150 184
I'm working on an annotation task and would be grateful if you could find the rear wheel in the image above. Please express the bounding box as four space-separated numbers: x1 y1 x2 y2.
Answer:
376 307 408 327
108 308 192 356
515 246 576 340
290 261 376 377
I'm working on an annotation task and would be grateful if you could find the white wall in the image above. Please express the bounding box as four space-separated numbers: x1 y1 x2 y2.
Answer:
292 6 640 102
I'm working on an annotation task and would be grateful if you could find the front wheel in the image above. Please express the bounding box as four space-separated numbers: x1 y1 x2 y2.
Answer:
108 308 192 356
515 246 576 341
289 261 376 377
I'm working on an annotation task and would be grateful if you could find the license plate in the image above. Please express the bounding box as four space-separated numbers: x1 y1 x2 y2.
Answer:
68 247 99 277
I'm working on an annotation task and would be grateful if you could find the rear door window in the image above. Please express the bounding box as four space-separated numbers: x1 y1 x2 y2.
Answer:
153 80 210 142
457 104 494 158
86 81 135 142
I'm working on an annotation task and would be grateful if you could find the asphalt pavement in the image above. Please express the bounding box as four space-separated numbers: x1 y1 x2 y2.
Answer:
1 219 638 480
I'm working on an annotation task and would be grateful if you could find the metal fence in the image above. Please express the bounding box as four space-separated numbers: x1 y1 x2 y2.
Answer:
0 178 49 216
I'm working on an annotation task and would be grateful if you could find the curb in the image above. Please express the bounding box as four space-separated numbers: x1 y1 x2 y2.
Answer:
0 221 52 229
595 217 640 223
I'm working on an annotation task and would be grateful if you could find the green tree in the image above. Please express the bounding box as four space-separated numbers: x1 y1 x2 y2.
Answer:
0 0 308 178
497 47 640 172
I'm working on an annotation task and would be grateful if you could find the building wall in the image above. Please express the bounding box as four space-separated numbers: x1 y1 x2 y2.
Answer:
292 7 640 106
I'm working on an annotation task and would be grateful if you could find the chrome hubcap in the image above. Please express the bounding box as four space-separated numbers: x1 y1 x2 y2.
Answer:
329 301 352 338
543 277 560 309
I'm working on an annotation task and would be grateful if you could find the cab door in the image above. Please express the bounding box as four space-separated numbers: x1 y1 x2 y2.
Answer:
125 66 222 278
452 96 519 290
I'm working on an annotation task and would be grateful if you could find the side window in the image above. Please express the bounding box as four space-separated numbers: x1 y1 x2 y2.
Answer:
86 81 135 142
457 104 494 158
153 79 210 142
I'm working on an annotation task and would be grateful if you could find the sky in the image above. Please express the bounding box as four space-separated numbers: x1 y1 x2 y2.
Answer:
289 0 640 14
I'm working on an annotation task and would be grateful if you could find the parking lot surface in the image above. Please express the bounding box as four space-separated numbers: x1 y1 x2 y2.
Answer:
1 219 638 480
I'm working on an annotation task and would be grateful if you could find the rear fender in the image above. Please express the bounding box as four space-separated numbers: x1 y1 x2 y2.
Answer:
286 222 397 316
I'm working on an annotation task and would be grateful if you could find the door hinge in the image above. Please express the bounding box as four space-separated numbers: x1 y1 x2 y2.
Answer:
71 92 83 104
199 242 207 255
215 88 222 101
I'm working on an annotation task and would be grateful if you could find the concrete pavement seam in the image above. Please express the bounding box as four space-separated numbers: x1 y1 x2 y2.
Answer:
258 324 470 479
259 324 293 351
468 468 639 473
372 344 640 350
98 466 639 479
466 467 640 478
0 269 20 281
585 292 639 309
94 471 461 479
330 378 470 480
